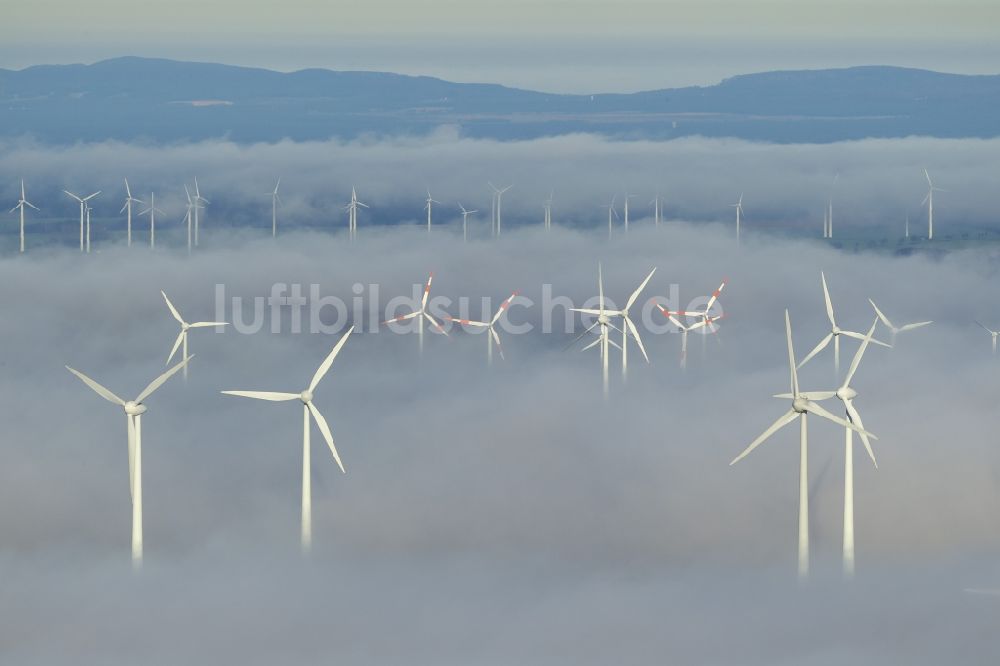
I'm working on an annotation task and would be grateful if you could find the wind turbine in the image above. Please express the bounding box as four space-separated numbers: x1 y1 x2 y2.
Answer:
424 190 440 233
622 194 633 233
602 196 619 239
572 268 656 379
161 291 228 380
120 179 143 248
731 193 743 245
221 328 353 554
567 263 622 398
270 178 281 237
543 192 553 231
975 321 999 355
458 203 477 242
730 310 873 581
658 307 722 370
85 201 95 253
139 193 163 249
10 179 38 253
193 178 208 246
904 213 910 240
444 290 519 365
182 185 194 254
64 190 100 252
651 193 662 229
827 173 839 239
664 280 728 354
797 272 890 373
822 206 829 239
868 299 932 346
345 187 368 242
66 356 191 568
489 182 512 238
922 169 946 240
383 273 448 354
776 318 881 579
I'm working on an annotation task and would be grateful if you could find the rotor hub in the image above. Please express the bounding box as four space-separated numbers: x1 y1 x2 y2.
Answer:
832 326 841 335
300 390 313 404
123 401 147 416
792 397 809 414
598 314 610 325
837 387 857 401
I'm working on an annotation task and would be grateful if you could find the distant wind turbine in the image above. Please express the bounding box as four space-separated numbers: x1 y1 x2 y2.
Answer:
623 194 633 233
139 193 163 248
657 306 721 370
868 299 932 347
10 179 38 253
183 186 194 254
345 186 368 241
603 195 619 239
193 178 208 246
975 321 999 355
543 192 553 231
161 291 228 380
384 273 448 355
489 182 512 238
270 178 281 237
444 290 519 365
458 203 477 242
64 190 100 252
221 328 353 554
731 193 744 245
922 169 946 240
567 263 622 398
650 193 662 229
424 189 440 233
120 179 143 248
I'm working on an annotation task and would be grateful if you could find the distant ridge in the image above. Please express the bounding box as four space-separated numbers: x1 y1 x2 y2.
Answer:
1 57 998 144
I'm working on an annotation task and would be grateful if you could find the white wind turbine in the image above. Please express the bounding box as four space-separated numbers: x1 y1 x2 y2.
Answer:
572 268 656 379
730 310 873 581
489 182 512 238
975 321 999 355
776 318 881 579
731 193 743 245
161 291 228 380
10 179 38 253
270 178 281 237
656 306 722 370
543 192 553 231
182 185 194 254
120 179 143 248
85 201 95 253
868 299 932 346
424 189 440 233
922 169 946 240
458 203 477 242
822 205 829 239
193 178 208 246
798 272 889 373
622 194 633 233
345 186 368 242
221 328 353 554
64 190 100 252
139 193 163 248
444 290 519 365
602 196 619 239
650 193 662 229
567 263 623 398
384 273 449 354
66 356 191 568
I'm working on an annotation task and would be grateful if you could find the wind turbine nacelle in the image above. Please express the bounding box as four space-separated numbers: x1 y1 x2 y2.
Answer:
299 390 314 404
837 387 858 401
792 397 810 414
124 401 147 416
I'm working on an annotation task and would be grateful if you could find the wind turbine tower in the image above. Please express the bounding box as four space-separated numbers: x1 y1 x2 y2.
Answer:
10 180 38 253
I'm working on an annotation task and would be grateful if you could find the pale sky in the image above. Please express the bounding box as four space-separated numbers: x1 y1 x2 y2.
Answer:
5 0 999 92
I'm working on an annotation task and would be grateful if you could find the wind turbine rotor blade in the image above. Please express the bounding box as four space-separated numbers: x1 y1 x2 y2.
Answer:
307 403 345 473
421 274 434 309
84 191 101 201
166 330 186 366
624 316 650 363
924 168 932 187
221 390 299 401
443 315 488 328
705 280 727 312
785 310 799 395
840 330 891 348
975 320 993 334
844 319 878 388
804 401 877 440
606 336 622 352
66 367 126 405
581 336 602 352
845 401 878 468
565 321 600 350
308 326 354 392
821 272 836 326
625 268 657 312
189 321 229 328
797 333 832 370
570 308 603 316
868 299 894 330
383 310 421 324
898 321 933 332
730 409 798 465
490 327 505 360
25 201 38 210
160 291 185 325
136 356 192 403
491 291 519 326
422 312 448 335
119 202 129 215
